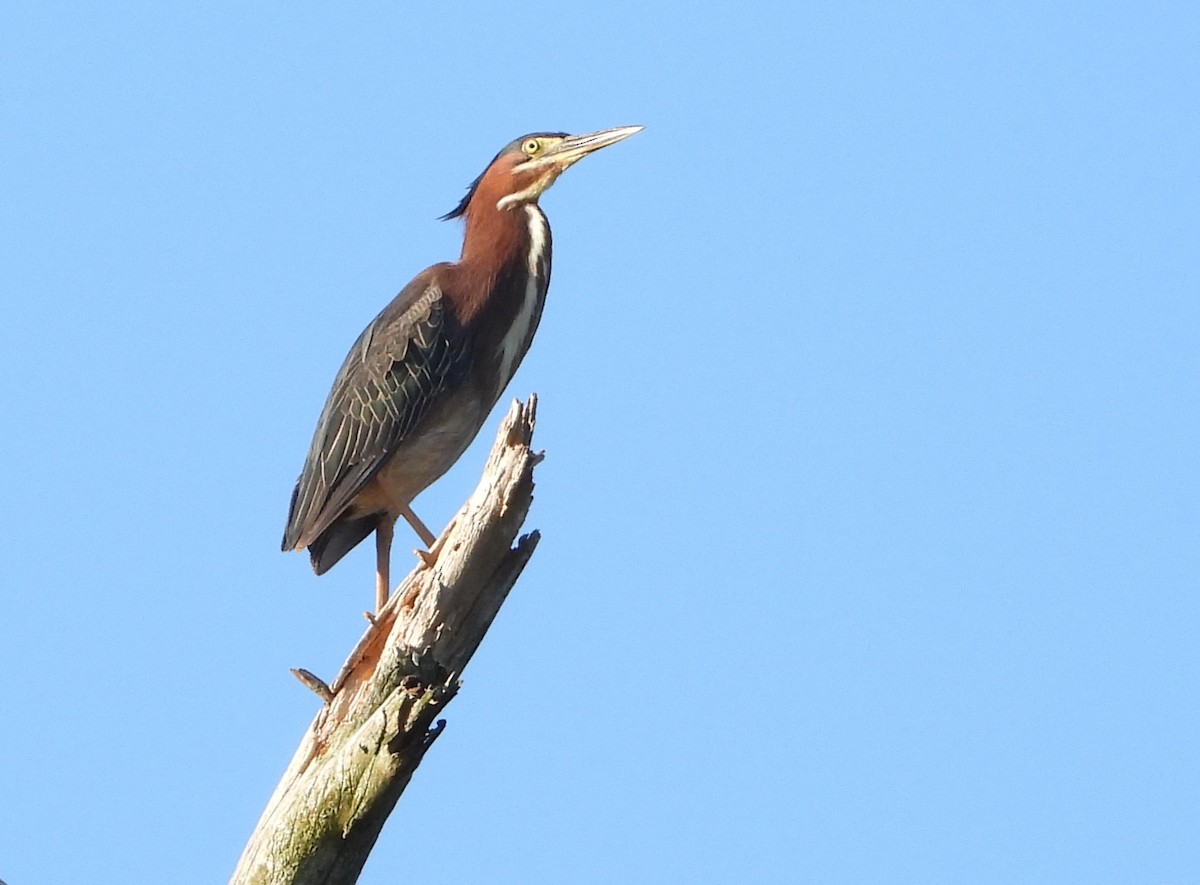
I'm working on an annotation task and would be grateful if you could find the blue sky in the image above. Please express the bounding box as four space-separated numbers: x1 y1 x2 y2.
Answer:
2 2 1197 883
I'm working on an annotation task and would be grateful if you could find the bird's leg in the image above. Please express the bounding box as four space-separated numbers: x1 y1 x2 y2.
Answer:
398 503 444 568
375 518 394 612
399 503 437 547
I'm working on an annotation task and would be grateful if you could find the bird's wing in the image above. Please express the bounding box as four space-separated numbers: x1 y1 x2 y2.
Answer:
282 270 467 550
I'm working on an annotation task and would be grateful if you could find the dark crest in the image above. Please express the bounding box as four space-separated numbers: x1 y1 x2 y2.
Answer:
440 132 569 221
439 166 486 221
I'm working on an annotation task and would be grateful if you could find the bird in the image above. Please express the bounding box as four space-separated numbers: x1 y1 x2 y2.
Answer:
282 125 643 612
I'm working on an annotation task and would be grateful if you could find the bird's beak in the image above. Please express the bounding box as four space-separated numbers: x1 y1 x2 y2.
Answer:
541 125 644 171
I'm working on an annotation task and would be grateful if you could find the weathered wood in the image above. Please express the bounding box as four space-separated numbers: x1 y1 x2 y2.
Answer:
231 397 541 885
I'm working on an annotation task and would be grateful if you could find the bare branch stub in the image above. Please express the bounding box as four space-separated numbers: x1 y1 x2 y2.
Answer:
290 668 334 704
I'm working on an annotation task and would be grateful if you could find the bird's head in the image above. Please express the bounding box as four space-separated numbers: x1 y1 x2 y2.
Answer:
443 125 643 220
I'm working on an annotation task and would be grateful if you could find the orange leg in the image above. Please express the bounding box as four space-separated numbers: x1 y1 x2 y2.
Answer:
374 518 394 612
399 503 449 567
398 503 437 547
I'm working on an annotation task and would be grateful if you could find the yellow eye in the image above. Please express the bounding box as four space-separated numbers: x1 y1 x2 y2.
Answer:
522 138 541 156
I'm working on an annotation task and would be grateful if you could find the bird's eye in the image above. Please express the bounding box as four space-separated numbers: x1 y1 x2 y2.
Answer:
523 139 540 156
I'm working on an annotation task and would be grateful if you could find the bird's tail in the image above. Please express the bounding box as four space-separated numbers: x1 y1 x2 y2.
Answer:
306 513 380 576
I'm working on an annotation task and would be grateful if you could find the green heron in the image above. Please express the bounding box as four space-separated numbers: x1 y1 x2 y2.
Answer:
282 125 643 611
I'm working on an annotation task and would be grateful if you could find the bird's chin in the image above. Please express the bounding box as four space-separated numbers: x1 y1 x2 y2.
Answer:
496 172 561 211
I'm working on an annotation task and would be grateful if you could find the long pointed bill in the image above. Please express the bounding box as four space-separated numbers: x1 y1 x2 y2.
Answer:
543 125 644 170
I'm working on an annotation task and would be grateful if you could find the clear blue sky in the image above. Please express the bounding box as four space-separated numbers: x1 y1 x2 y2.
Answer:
2 2 1197 883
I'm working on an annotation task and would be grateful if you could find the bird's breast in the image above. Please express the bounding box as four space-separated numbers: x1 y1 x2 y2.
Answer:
495 273 542 393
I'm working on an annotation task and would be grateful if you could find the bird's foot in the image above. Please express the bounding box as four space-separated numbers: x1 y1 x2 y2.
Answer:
413 518 457 569
414 542 442 569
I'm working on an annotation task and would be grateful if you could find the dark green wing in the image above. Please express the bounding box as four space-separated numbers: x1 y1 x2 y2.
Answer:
282 270 466 552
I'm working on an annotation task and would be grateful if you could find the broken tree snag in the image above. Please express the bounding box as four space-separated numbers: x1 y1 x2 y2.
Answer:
230 396 542 885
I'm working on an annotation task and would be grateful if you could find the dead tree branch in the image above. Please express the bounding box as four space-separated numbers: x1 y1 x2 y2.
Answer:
230 396 541 885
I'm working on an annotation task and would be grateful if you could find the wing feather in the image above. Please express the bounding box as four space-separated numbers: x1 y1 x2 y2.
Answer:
282 270 466 551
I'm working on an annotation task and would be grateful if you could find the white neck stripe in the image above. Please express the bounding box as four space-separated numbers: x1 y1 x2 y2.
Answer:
495 206 549 391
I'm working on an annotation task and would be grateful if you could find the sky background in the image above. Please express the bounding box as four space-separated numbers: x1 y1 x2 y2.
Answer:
2 2 1197 883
